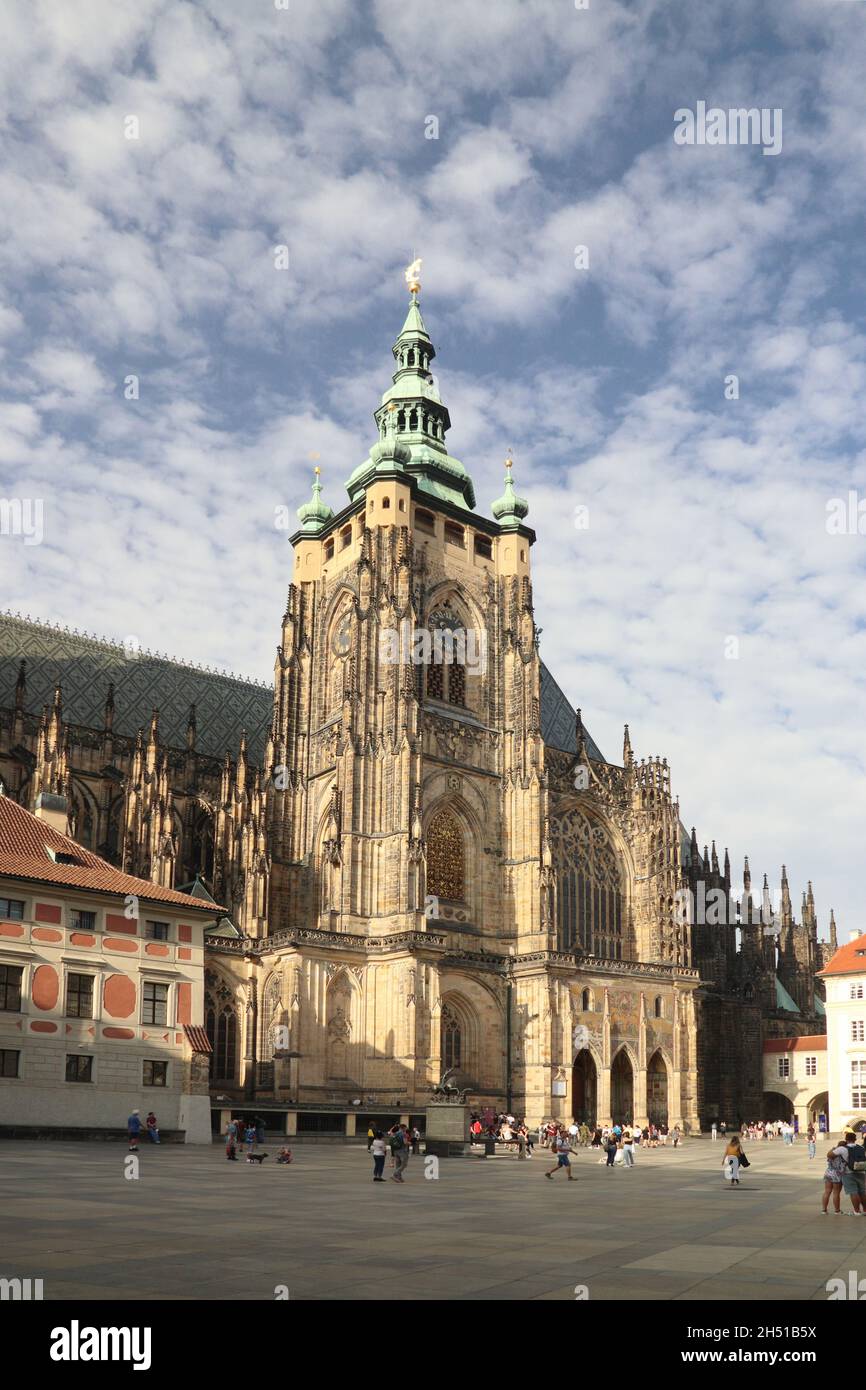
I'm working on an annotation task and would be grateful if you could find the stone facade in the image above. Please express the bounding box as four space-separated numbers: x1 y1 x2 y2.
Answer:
0 286 836 1131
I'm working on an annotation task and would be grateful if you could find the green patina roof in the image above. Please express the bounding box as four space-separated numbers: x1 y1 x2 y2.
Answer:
775 976 801 1013
344 292 476 511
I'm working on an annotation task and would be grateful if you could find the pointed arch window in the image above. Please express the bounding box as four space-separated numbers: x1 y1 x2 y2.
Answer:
441 1003 462 1071
427 808 466 902
424 602 469 708
550 808 625 957
205 984 239 1089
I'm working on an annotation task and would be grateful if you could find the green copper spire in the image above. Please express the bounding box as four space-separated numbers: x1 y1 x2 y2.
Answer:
491 454 529 531
296 467 334 535
345 260 476 510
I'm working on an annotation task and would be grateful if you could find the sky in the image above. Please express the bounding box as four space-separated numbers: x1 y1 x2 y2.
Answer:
0 0 865 939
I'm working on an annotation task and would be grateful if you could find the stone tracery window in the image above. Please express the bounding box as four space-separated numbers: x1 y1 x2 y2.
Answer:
426 808 466 901
424 601 468 708
205 972 238 1083
550 808 625 958
441 1003 462 1071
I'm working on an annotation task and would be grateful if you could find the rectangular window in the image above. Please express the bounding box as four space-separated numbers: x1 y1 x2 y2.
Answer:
0 1049 19 1078
70 909 96 932
143 1060 168 1087
0 898 24 921
851 983 864 1000
777 1056 790 1078
853 1060 866 1109
324 539 334 562
65 1054 93 1083
853 1021 865 1043
415 509 436 534
65 973 94 1019
805 1056 817 1076
142 982 168 1026
146 921 170 941
444 523 465 548
474 534 493 559
0 965 22 1012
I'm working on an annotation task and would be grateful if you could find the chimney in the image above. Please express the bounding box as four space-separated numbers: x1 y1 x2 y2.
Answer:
34 791 69 836
850 929 864 944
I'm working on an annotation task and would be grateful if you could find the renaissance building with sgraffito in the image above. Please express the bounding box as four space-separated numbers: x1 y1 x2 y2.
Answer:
0 270 834 1139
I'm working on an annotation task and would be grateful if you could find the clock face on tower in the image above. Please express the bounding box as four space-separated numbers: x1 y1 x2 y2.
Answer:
331 611 353 659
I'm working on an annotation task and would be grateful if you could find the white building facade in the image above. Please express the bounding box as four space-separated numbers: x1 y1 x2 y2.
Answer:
818 932 866 1134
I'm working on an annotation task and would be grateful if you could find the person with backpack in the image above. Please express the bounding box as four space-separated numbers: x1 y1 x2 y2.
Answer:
544 1126 577 1181
832 1129 866 1214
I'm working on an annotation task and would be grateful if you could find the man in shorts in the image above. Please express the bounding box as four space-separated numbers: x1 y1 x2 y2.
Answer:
833 1130 866 1214
544 1126 576 1181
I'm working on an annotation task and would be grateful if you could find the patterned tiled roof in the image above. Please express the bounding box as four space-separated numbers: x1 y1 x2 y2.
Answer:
0 795 225 913
0 611 601 766
539 663 605 761
0 612 273 762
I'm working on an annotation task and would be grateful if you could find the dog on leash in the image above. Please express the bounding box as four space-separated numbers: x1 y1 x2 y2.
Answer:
246 1152 268 1165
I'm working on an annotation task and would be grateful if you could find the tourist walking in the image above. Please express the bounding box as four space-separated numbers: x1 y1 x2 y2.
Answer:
807 1124 816 1160
822 1143 846 1213
244 1122 256 1155
371 1130 387 1182
367 1125 375 1152
411 1126 421 1155
390 1124 410 1182
225 1118 238 1160
544 1127 576 1181
127 1109 141 1153
145 1111 160 1144
722 1134 747 1186
605 1131 619 1168
711 1122 717 1142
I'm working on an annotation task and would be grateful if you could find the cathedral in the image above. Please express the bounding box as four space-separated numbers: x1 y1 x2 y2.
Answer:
0 274 836 1134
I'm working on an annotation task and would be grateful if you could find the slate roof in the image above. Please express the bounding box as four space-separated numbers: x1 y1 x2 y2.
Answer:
0 795 225 913
0 611 273 762
539 662 606 761
1 612 604 767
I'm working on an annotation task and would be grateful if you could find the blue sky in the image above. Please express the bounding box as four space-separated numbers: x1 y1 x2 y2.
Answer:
1 0 865 938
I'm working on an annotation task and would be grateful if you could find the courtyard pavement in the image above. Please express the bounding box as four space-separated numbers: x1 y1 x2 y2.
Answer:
2 1135 864 1301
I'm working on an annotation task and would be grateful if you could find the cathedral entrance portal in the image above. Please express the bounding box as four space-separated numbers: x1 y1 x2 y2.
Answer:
611 1049 634 1123
647 1050 668 1126
572 1049 597 1124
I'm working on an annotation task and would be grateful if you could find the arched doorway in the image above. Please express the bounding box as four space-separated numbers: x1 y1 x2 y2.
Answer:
807 1092 829 1128
572 1049 597 1124
762 1091 794 1121
647 1050 668 1126
611 1049 634 1123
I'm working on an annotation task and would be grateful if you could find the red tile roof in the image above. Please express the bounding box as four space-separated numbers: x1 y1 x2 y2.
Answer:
763 1035 827 1053
0 796 225 914
818 935 866 977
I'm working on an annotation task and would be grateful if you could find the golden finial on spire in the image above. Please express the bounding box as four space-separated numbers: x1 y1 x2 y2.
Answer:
505 448 513 470
405 257 422 295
